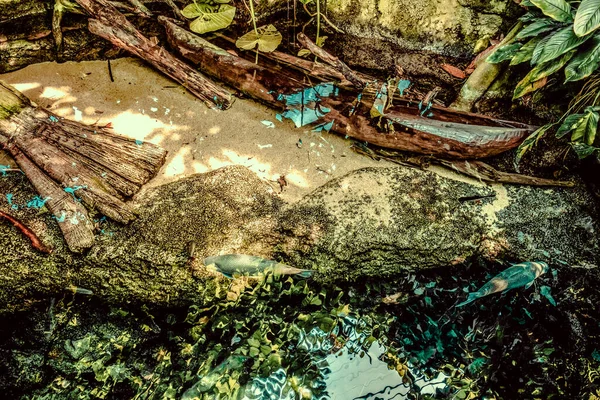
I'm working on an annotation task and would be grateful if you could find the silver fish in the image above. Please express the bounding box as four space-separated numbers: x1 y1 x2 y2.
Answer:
203 254 314 279
457 261 548 307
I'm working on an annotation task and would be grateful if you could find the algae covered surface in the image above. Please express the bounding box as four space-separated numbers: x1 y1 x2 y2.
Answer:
2 260 600 399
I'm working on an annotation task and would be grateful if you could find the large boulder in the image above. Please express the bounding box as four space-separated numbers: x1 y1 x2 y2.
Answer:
1 165 597 314
0 166 282 314
280 167 599 280
322 0 518 57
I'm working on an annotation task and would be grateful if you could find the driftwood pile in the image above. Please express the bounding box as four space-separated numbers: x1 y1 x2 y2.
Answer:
0 0 571 253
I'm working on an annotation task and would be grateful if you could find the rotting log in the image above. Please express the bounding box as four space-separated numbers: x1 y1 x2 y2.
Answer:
0 80 167 252
72 0 233 110
161 18 535 159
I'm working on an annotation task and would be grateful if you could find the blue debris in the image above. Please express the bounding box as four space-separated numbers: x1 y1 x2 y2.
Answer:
592 349 600 362
48 115 59 123
312 120 334 132
275 113 283 122
27 196 50 209
54 211 66 223
350 92 364 115
135 139 144 146
0 165 10 176
540 285 556 306
280 106 331 128
261 120 275 128
277 83 338 128
64 185 87 201
397 79 411 96
371 83 388 116
6 193 18 210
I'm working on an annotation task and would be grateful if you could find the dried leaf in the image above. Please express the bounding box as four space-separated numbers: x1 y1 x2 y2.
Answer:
440 64 467 79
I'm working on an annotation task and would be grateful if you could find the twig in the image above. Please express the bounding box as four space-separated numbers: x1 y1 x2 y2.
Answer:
107 59 114 82
297 32 365 89
300 1 343 33
0 210 53 253
163 0 185 20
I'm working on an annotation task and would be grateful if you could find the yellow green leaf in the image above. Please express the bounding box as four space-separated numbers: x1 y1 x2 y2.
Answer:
235 24 282 53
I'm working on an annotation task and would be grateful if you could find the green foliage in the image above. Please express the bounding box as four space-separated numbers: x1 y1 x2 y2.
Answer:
573 0 600 36
488 0 600 159
182 0 235 34
235 24 282 53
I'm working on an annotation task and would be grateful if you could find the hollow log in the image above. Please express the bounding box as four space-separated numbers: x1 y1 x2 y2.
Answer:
161 18 535 159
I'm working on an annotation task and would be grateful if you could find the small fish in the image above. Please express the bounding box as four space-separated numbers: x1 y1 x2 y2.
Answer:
203 254 314 279
65 285 94 296
457 261 548 307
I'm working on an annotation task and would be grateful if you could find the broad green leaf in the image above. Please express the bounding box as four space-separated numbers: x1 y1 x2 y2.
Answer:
531 0 573 22
183 3 236 35
571 107 599 144
517 20 560 39
297 49 312 57
511 37 542 65
487 43 523 63
515 123 555 164
236 24 283 53
574 0 600 36
536 26 590 64
531 33 553 64
556 113 584 137
521 0 536 7
514 51 574 98
571 142 599 158
564 34 600 81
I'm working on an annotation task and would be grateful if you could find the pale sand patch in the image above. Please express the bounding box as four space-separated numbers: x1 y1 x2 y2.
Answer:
1 58 387 202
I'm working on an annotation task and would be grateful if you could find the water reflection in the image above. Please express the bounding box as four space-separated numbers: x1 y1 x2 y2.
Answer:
236 317 447 399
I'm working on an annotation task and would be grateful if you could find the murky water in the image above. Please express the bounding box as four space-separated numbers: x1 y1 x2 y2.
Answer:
2 264 599 399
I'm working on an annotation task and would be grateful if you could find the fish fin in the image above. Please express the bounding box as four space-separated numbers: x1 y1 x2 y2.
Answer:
525 280 534 289
296 270 314 279
456 292 480 308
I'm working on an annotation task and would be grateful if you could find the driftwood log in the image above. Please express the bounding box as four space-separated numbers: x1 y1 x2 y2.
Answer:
72 0 233 110
160 18 535 159
0 81 167 252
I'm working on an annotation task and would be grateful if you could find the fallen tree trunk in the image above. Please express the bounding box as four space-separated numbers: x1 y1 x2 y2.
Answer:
0 80 167 252
161 18 535 159
73 0 233 110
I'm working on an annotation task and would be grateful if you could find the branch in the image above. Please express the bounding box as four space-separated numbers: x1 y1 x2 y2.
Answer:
0 210 53 253
74 0 233 109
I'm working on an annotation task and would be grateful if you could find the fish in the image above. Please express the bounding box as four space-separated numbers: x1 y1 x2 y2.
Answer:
203 254 314 279
457 261 549 307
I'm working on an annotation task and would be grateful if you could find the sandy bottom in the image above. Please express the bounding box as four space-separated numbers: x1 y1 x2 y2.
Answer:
1 58 389 202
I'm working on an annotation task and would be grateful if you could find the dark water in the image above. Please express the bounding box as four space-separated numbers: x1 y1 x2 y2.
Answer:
1 262 599 399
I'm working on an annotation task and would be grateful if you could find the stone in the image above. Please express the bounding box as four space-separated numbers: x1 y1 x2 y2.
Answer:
279 167 600 279
323 0 517 57
1 165 597 314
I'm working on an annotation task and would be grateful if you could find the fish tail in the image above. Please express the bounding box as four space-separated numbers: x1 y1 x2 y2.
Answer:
456 292 481 308
296 270 314 279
